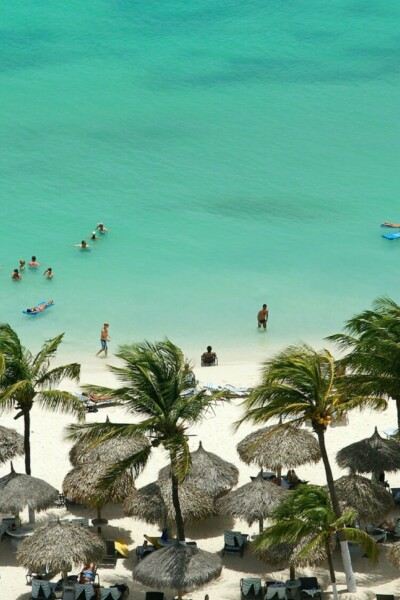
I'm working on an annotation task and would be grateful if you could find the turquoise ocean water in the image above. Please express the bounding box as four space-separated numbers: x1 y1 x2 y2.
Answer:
1 0 400 368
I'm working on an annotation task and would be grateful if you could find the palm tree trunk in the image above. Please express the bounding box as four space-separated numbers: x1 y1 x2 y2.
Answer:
396 398 400 431
23 410 31 475
171 473 185 541
316 429 356 593
23 410 36 524
289 566 295 581
325 542 339 600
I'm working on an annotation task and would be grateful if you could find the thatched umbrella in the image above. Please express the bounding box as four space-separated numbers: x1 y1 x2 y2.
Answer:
63 457 135 532
158 441 239 498
330 473 393 522
0 464 58 515
252 536 326 580
336 427 400 480
133 541 222 600
0 426 24 464
69 425 149 466
237 424 321 481
387 543 400 568
124 479 215 527
17 521 106 582
216 474 286 532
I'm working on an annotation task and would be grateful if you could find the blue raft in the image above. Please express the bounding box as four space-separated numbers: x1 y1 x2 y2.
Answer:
22 300 54 315
382 232 400 240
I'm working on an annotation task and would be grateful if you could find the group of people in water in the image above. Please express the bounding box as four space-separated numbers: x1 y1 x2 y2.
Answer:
11 257 53 281
72 222 108 250
11 223 108 280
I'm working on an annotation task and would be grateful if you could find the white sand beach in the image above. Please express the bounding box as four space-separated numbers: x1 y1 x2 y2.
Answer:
1 361 400 600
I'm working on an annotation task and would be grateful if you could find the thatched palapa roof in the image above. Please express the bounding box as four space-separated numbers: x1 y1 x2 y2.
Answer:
133 541 222 597
63 459 135 506
336 427 400 474
216 475 286 526
387 542 400 568
330 473 393 522
0 465 58 513
124 479 215 525
0 426 24 464
237 424 321 470
252 536 326 568
17 521 105 580
69 428 149 467
158 441 239 498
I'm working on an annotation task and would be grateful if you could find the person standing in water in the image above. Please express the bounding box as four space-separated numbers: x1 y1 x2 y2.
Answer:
96 222 108 233
257 304 269 329
73 240 90 249
19 259 26 271
28 256 40 267
11 269 22 280
44 267 53 279
96 323 110 357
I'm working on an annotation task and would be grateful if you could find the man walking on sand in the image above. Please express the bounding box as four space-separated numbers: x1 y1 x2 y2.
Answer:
257 304 269 329
96 323 110 357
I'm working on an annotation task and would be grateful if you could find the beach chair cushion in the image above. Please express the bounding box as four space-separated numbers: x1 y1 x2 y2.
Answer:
31 579 54 599
241 577 262 597
265 588 287 600
376 595 395 600
74 583 96 600
100 588 121 600
145 594 165 600
298 577 321 598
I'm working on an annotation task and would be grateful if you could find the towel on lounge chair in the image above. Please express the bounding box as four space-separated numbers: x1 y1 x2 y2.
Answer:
241 578 261 596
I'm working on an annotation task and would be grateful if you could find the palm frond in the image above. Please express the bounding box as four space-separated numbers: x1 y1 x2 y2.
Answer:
36 390 86 421
35 363 80 388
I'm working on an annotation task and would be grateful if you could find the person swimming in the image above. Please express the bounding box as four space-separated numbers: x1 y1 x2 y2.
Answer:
73 240 90 249
96 222 108 233
28 256 40 267
90 231 100 241
19 259 25 270
11 269 22 280
44 267 53 279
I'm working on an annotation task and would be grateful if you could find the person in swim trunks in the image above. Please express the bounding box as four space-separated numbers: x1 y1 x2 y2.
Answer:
96 323 110 357
257 304 269 329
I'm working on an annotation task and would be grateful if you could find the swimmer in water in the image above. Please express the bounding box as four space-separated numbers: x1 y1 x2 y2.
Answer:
11 269 22 280
96 222 108 233
44 267 53 279
73 240 90 249
28 256 40 267
90 231 100 241
19 259 26 270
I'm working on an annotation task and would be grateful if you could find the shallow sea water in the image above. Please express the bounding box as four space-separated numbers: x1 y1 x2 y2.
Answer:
1 0 400 367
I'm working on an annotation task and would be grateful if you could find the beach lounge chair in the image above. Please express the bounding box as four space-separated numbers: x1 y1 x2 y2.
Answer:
98 539 118 568
74 583 96 600
144 535 163 550
31 579 57 599
99 588 122 600
240 577 263 599
298 577 322 599
70 517 89 527
136 544 155 562
222 531 249 557
391 488 400 504
366 524 388 543
201 352 218 367
145 593 165 600
376 596 395 600
265 581 287 600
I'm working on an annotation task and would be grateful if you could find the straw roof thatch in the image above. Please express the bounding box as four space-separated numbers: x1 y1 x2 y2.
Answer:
124 479 215 526
0 465 58 513
69 429 149 467
387 542 400 568
133 541 222 598
336 427 400 474
237 424 321 470
158 441 239 498
330 473 394 522
17 521 106 580
216 475 286 527
252 536 326 568
63 459 135 506
0 426 24 464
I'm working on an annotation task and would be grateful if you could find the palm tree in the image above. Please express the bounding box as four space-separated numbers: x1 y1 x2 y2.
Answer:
253 485 378 600
328 296 400 430
0 324 84 476
239 343 386 593
67 339 224 541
